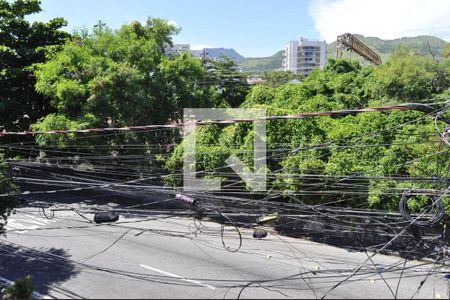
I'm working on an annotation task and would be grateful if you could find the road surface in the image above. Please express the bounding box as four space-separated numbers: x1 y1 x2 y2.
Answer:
1 204 449 299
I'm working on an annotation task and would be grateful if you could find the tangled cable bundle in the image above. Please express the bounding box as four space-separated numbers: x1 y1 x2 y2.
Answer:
399 189 445 227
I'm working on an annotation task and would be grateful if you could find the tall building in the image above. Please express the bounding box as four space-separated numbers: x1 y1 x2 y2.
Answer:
283 38 326 76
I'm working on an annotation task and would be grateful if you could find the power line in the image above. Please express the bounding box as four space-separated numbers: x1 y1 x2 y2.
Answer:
1 102 448 137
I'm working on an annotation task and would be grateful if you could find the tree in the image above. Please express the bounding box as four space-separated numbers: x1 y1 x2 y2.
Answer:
0 0 69 132
0 151 19 235
165 57 450 212
33 19 222 149
203 56 249 107
261 70 303 87
365 48 450 101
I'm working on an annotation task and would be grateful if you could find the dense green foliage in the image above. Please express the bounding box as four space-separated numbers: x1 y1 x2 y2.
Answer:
260 70 303 87
203 57 249 107
367 47 450 101
0 152 19 235
166 55 450 210
0 0 69 132
240 50 284 72
33 19 227 149
0 0 62 233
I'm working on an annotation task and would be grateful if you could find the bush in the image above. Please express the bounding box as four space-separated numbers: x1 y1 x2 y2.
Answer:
2 276 35 300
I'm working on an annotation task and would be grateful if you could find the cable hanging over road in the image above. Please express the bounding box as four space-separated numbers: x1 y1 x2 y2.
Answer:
1 102 449 137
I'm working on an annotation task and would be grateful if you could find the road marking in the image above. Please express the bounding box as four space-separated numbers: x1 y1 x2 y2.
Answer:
5 222 30 230
4 214 57 234
23 215 56 225
16 217 46 226
139 264 216 290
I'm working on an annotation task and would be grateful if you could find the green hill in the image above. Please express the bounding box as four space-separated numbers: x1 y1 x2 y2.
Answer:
240 50 284 72
240 35 448 72
326 34 447 63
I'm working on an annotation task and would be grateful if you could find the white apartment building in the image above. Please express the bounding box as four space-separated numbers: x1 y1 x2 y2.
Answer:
283 38 326 76
165 45 209 60
164 44 190 56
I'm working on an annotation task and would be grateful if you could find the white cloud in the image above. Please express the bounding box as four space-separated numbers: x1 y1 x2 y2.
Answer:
309 0 450 42
190 44 215 50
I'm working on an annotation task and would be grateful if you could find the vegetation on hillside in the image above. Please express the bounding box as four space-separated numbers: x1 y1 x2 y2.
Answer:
326 34 448 63
241 35 449 72
241 50 284 72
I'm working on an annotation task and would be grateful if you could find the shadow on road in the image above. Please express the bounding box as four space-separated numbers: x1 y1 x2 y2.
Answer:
274 216 448 260
0 242 82 298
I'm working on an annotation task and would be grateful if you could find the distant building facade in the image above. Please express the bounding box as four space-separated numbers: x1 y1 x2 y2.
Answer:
190 49 205 59
283 38 326 76
164 44 190 56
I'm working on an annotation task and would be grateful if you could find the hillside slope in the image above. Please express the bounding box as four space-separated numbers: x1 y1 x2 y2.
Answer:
240 35 448 72
326 34 447 63
204 48 245 61
240 50 284 72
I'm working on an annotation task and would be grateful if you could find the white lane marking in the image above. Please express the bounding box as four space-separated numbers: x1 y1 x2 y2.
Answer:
19 217 47 226
5 221 36 230
24 215 57 224
5 223 26 230
139 264 216 290
4 214 57 234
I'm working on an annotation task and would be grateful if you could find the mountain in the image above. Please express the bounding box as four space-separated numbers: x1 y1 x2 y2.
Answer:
326 34 447 63
203 48 245 61
240 50 284 72
239 35 448 72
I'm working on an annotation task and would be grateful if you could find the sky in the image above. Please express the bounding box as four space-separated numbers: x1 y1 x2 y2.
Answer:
27 0 450 58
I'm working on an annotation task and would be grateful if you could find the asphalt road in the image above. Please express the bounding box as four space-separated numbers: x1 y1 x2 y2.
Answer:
1 204 449 299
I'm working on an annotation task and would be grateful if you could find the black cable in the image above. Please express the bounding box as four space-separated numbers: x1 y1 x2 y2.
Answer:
399 189 445 227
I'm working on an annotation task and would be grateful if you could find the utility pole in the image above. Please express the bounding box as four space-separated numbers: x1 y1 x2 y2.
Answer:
200 48 209 87
427 40 437 62
201 48 208 62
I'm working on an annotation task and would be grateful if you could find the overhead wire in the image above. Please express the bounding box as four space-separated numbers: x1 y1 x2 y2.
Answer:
1 98 449 298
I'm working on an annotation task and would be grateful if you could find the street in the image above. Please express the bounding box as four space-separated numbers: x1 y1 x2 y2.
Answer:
1 202 449 299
